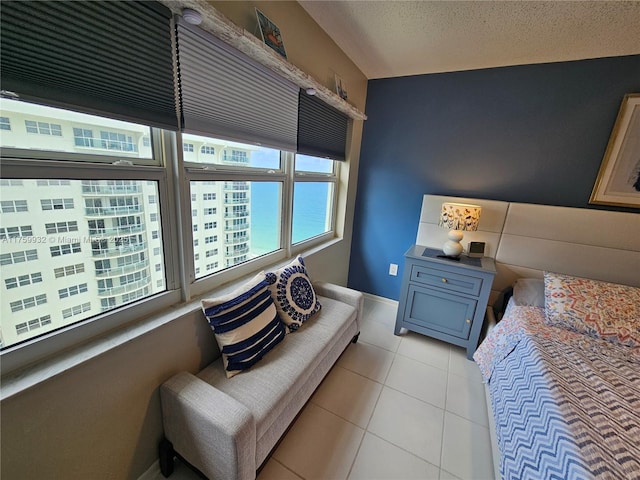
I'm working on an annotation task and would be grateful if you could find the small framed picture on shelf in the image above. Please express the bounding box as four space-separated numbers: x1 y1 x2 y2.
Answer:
256 8 287 59
335 74 348 100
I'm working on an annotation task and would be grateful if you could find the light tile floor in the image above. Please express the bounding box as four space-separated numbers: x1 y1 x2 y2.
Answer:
161 295 494 480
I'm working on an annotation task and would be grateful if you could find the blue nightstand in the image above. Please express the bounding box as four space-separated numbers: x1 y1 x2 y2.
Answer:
394 245 496 360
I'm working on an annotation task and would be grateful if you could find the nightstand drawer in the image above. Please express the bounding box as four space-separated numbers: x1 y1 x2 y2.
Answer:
410 265 483 296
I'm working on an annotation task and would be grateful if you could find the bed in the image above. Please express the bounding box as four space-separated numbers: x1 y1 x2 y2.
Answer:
475 275 640 479
416 195 640 479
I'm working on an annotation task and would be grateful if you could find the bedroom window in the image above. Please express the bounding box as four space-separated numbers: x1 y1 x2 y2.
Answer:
190 178 282 279
292 154 337 244
0 101 171 356
3 99 153 161
0 176 169 349
183 134 340 296
185 133 287 289
183 133 280 170
1 98 344 369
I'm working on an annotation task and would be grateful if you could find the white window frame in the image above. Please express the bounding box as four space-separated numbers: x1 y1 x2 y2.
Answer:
25 120 63 136
1 117 343 376
183 139 290 298
291 154 339 251
54 263 85 278
40 198 75 211
0 225 33 239
182 137 339 298
0 249 38 265
0 200 28 213
0 116 11 131
0 128 181 374
5 272 43 289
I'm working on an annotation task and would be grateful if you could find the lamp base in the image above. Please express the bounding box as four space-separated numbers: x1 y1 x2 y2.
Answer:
442 230 464 257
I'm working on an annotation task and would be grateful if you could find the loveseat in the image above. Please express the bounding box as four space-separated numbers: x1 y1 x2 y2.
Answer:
159 279 363 479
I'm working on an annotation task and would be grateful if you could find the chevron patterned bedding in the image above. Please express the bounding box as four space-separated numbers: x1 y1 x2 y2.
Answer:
475 301 640 480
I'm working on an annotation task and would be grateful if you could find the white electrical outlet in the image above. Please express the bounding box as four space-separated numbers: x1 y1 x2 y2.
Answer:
389 263 398 276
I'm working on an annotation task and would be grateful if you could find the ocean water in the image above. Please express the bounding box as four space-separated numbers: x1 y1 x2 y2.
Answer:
250 182 330 255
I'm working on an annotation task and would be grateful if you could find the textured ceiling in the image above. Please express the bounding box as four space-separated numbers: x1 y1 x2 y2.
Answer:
298 1 640 79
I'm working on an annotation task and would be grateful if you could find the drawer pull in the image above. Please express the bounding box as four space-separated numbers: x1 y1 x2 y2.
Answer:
441 278 448 283
466 319 471 324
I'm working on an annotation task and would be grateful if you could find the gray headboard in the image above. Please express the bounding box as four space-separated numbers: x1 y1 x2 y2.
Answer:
417 195 640 303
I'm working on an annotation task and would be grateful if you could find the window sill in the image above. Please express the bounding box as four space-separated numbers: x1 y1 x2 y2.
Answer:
0 237 342 401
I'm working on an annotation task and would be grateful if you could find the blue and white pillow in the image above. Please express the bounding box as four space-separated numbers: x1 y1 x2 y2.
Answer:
266 256 321 332
202 272 286 378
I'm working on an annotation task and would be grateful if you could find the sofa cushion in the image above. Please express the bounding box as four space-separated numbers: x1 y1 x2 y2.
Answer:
197 295 357 440
266 256 321 332
544 271 640 348
202 272 287 378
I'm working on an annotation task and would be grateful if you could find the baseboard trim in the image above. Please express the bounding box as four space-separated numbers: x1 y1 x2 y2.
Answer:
138 460 161 480
362 292 399 307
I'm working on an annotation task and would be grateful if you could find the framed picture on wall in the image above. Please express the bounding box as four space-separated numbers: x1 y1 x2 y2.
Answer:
255 9 287 59
590 93 640 207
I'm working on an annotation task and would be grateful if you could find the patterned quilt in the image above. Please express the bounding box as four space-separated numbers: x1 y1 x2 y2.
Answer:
474 302 640 480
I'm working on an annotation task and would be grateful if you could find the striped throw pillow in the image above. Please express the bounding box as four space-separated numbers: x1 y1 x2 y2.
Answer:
202 272 286 378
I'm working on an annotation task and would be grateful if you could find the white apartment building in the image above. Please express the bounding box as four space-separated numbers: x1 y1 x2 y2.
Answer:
0 100 253 349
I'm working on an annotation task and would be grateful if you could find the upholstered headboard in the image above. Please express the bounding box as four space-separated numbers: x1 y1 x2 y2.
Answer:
417 195 640 303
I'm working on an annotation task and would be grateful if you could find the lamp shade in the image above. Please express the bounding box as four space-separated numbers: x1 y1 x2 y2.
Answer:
438 203 482 257
438 203 482 232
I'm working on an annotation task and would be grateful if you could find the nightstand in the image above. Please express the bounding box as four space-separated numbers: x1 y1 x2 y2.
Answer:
394 245 496 359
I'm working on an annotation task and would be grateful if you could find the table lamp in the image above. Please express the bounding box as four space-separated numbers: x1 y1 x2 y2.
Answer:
438 202 482 258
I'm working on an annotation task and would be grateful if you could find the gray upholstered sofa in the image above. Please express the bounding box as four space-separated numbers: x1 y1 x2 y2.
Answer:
159 281 363 479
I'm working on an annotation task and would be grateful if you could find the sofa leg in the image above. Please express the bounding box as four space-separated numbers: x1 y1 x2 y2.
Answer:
159 438 175 478
352 332 360 343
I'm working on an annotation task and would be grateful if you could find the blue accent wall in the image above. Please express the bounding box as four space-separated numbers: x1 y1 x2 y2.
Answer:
348 55 640 300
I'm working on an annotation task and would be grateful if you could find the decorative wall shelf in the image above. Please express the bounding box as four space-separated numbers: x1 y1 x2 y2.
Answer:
160 0 367 121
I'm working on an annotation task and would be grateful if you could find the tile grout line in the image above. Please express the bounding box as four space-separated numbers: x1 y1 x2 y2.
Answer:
366 430 442 473
364 316 446 473
343 375 384 480
270 458 306 480
439 347 452 476
281 297 486 480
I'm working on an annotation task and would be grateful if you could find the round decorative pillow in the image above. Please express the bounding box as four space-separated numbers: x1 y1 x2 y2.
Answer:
266 256 321 332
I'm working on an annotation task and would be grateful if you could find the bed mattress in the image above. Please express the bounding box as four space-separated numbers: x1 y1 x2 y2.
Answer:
475 302 640 480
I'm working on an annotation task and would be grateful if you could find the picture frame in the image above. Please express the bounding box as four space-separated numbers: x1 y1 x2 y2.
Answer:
589 93 640 207
255 9 287 59
335 73 348 101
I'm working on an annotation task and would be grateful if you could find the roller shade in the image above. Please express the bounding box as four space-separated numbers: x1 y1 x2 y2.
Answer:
297 90 348 161
175 19 299 151
0 1 177 130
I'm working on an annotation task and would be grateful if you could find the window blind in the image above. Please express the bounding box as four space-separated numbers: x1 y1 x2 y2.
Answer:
175 19 299 151
0 1 177 130
297 90 349 161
